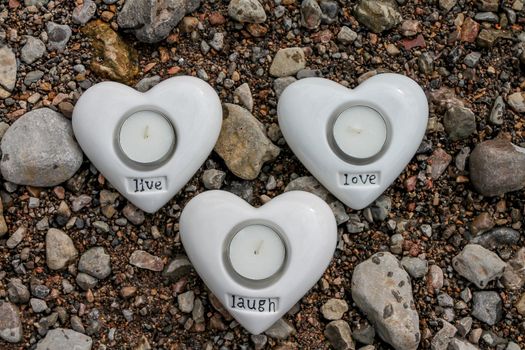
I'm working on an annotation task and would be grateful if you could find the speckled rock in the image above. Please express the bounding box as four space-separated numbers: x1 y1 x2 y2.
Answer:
78 247 112 279
46 228 78 270
20 36 46 64
46 22 72 52
354 0 402 33
214 103 280 180
228 0 266 23
470 227 520 250
324 320 356 350
301 0 323 29
73 0 97 25
508 92 525 113
448 338 479 350
0 45 17 98
502 248 525 290
269 48 306 77
351 252 420 350
130 250 164 271
452 244 506 289
82 20 139 84
444 106 476 140
35 328 92 350
118 0 201 43
471 291 502 325
321 299 349 320
0 301 22 343
469 139 525 196
0 108 83 187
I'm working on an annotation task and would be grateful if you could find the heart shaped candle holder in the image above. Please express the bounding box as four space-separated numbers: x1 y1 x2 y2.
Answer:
72 76 222 213
277 73 428 210
180 190 337 334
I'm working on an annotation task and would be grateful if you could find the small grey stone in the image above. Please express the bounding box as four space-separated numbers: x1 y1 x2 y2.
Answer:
7 279 30 304
265 318 296 339
455 317 472 337
444 106 476 141
24 70 44 86
46 228 78 270
209 32 225 51
502 248 525 290
24 0 49 5
192 298 204 323
76 272 98 291
352 321 375 345
470 227 520 250
162 256 193 280
469 139 525 196
0 46 16 95
430 320 456 350
35 328 92 350
21 36 46 64
269 48 306 77
370 195 391 221
452 244 506 289
228 0 266 23
474 11 499 23
321 299 349 320
285 176 332 202
508 92 525 113
122 203 145 225
234 83 254 112
46 22 72 52
72 0 97 25
337 26 358 44
439 0 457 12
178 291 195 313
201 169 226 190
324 320 356 350
390 233 404 255
507 342 521 350
354 0 402 33
471 291 502 325
464 52 481 68
273 77 297 98
351 252 420 350
489 96 505 125
129 250 164 271
448 338 479 350
329 201 350 225
6 227 25 248
78 247 112 279
135 75 161 92
418 52 434 74
401 257 428 279
1 108 83 187
437 293 454 308
30 298 48 313
71 316 85 334
251 334 268 350
215 104 280 180
301 0 323 29
0 301 22 343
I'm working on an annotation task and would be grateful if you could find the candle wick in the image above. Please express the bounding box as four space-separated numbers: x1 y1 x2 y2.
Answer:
348 126 363 134
144 125 150 139
254 240 264 255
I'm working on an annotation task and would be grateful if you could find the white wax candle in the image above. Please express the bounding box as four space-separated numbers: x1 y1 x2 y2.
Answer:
229 225 286 280
119 110 175 164
332 106 387 159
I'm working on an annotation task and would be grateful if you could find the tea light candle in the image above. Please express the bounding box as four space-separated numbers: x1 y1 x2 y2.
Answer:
229 225 286 280
119 110 175 164
332 106 387 159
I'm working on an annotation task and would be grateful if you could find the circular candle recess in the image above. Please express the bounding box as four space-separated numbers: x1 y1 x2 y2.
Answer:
228 224 286 281
119 110 176 164
332 106 387 160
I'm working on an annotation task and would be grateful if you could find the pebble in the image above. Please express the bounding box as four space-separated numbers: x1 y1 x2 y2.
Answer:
228 0 266 23
470 212 494 235
352 321 375 345
135 75 161 92
118 0 199 42
214 103 280 180
0 301 22 343
269 48 306 77
369 195 391 221
163 256 192 281
202 169 226 189
351 252 420 350
489 96 505 125
82 20 139 84
516 293 525 315
0 46 16 97
0 108 83 187
452 244 506 289
471 291 502 325
35 328 92 350
251 334 268 350
46 228 78 270
129 250 164 271
46 22 72 52
72 0 96 25
265 319 296 339
178 290 195 313
209 32 225 51
456 317 472 337
20 36 46 64
285 176 332 202
76 272 98 291
233 83 254 112
470 227 520 250
464 52 481 68
337 26 358 44
507 92 525 113
321 299 349 320
428 148 452 180
502 248 525 290
401 257 428 279
444 106 476 140
6 226 25 248
324 320 356 350
301 0 323 29
78 247 112 279
7 279 30 304
448 338 479 350
439 0 457 12
273 77 297 98
430 320 456 350
354 0 402 33
30 298 48 313
123 203 145 225
469 139 525 196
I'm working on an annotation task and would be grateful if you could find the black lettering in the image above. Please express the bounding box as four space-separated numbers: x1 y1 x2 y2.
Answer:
359 174 370 184
133 179 139 192
352 176 358 184
145 180 154 190
343 174 349 186
155 181 162 190
268 298 277 312
369 174 377 184
247 299 256 310
139 179 144 192
236 297 245 309
258 300 266 312
231 295 236 309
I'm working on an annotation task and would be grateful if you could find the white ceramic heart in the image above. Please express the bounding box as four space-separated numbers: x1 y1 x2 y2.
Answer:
277 73 428 210
180 190 337 334
72 76 222 213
